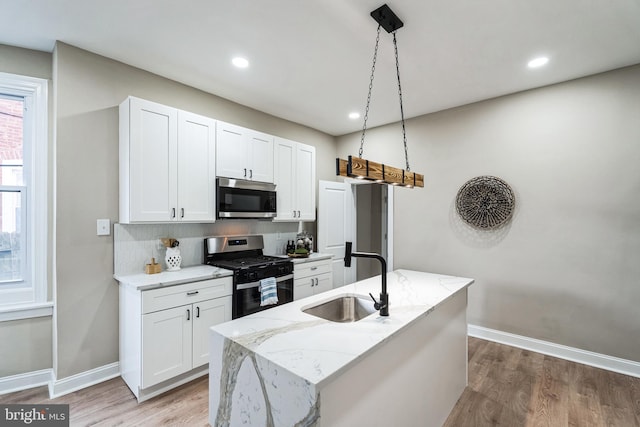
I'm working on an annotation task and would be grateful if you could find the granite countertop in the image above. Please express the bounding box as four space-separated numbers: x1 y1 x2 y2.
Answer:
114 265 234 291
210 269 473 388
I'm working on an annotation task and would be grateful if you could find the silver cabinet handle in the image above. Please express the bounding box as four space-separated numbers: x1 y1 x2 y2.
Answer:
181 208 184 218
187 291 199 296
187 309 190 321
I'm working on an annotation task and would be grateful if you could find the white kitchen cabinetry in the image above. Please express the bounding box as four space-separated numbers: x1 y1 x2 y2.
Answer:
119 97 216 223
274 137 316 221
293 258 332 300
119 276 232 402
216 121 274 183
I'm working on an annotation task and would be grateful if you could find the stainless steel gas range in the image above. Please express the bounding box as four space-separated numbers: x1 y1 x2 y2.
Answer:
204 235 293 319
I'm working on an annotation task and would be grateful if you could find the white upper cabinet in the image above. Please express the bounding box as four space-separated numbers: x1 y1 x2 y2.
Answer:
216 121 274 183
119 97 216 223
274 137 316 221
177 110 216 222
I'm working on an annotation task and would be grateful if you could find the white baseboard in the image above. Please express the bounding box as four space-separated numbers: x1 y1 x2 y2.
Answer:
468 324 640 379
0 369 54 395
49 362 120 399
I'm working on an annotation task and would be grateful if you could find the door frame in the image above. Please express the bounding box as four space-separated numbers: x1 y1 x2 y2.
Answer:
318 179 394 286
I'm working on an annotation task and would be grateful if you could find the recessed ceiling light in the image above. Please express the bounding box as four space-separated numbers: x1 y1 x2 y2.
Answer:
528 57 549 68
232 57 249 68
348 112 360 120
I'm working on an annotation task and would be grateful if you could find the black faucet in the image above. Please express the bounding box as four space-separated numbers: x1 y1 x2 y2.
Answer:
343 241 389 316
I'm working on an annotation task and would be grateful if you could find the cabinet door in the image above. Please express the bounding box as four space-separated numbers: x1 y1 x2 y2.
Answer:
294 278 314 301
142 305 192 388
192 296 232 368
177 111 216 222
274 138 296 220
295 143 316 221
216 121 249 180
248 131 274 183
129 98 178 222
314 273 333 294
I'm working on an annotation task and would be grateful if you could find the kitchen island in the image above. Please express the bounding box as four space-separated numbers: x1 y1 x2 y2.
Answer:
209 269 474 426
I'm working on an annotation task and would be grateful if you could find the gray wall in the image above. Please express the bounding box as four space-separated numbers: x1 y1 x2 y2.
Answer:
338 64 640 362
0 44 53 377
52 42 336 379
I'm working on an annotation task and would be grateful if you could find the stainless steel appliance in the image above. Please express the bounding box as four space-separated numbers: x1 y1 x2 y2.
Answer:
204 235 293 318
216 178 277 219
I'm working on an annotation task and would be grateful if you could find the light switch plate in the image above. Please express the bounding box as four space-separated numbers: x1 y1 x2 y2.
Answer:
97 219 111 236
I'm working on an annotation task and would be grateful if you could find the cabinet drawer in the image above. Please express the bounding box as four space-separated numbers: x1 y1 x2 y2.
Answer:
294 260 331 280
142 277 232 314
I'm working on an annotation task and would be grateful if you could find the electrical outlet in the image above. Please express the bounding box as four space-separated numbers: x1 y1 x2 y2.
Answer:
97 219 111 236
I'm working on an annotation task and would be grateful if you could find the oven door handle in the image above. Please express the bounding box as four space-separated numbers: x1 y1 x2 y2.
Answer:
236 274 294 290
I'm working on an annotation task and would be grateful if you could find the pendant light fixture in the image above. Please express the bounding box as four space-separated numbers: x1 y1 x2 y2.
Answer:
336 4 424 188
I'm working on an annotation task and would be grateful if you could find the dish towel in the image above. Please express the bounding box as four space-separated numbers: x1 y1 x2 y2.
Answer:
259 277 279 306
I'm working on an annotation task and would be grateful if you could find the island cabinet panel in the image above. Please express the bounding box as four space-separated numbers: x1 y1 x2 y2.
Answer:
120 276 232 402
293 258 332 300
119 96 216 223
216 121 274 183
273 137 316 221
320 289 468 427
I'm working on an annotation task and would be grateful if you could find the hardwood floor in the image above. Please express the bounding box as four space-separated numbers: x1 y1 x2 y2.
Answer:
1 338 639 426
443 338 640 427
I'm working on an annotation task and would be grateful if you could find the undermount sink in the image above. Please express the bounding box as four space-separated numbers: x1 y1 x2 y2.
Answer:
302 294 376 323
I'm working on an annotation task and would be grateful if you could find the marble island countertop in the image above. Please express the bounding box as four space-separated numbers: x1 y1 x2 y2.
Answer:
114 265 234 290
211 269 473 388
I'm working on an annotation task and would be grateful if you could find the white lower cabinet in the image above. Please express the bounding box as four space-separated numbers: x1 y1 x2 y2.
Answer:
294 258 333 300
119 276 232 402
142 305 192 387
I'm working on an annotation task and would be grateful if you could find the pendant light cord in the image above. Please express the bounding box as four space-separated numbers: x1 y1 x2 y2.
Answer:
359 24 381 159
358 25 411 172
393 32 410 172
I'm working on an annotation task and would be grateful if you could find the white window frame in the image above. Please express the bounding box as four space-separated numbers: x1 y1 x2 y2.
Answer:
0 71 50 321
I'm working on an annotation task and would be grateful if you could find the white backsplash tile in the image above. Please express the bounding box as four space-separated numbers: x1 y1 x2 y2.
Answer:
114 221 301 276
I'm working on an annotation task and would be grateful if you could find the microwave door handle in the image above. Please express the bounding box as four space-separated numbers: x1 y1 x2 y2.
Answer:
235 273 294 290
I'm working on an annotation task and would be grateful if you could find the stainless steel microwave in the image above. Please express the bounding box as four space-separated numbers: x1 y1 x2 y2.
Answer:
216 178 277 219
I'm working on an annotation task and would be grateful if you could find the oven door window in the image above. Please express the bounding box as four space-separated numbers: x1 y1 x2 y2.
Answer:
234 279 294 318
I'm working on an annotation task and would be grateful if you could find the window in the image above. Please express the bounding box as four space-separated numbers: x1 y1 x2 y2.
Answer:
0 72 48 319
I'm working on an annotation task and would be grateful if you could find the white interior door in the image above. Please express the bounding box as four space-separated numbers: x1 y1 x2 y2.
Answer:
318 180 356 288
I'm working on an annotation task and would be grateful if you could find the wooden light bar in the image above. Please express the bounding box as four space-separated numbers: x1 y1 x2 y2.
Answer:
336 156 424 188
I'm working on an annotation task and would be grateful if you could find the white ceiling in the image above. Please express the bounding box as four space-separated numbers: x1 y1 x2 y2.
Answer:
2 0 640 136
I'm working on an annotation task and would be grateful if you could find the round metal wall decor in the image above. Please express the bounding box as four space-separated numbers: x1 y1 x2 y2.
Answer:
456 176 515 229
